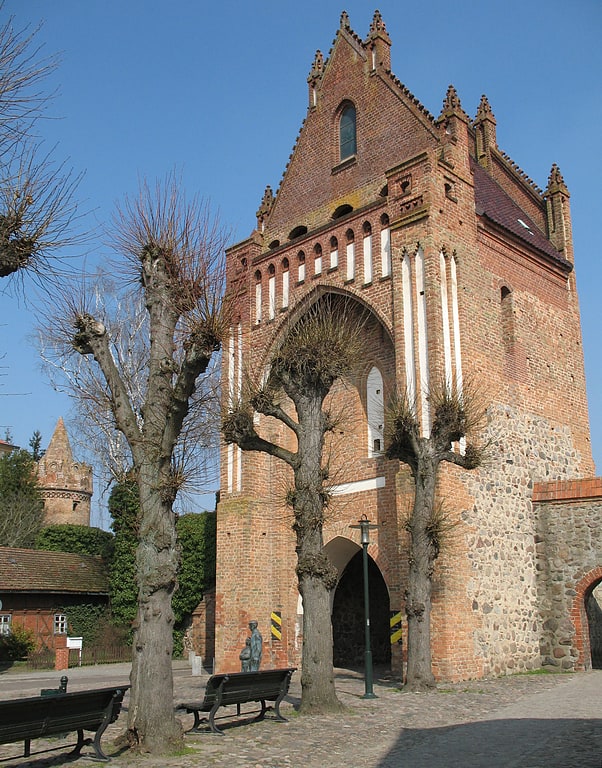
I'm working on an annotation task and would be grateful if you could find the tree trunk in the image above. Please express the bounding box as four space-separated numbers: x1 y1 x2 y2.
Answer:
298 570 342 712
126 470 182 752
294 395 342 713
405 450 438 691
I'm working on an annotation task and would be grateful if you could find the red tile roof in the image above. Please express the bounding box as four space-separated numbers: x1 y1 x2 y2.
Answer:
471 157 572 271
0 547 109 595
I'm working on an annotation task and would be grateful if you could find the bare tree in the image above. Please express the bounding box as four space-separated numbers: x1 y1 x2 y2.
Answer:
0 9 80 284
43 174 230 754
385 380 486 690
42 280 221 504
222 293 369 713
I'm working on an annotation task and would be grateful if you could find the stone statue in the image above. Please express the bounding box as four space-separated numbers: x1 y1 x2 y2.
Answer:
239 637 252 672
249 620 262 671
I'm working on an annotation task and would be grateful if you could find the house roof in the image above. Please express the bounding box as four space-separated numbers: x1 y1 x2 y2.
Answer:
0 547 109 595
471 157 572 271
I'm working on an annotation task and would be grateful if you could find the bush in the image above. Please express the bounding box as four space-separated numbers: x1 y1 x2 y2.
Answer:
61 603 112 646
35 524 114 561
0 625 36 661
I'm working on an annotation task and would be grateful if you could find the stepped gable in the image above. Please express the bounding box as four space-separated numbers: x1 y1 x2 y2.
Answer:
37 418 92 527
471 156 571 270
263 10 438 244
0 547 108 594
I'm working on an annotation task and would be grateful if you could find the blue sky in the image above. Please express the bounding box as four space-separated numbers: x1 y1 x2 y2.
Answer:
1 0 601 523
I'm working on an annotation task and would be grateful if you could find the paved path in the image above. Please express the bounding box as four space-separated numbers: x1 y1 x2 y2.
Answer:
0 663 600 767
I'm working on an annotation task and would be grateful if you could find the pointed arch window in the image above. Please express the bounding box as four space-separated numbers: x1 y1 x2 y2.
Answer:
362 221 373 285
254 270 262 324
380 213 391 278
339 103 357 160
329 236 338 270
314 243 322 276
367 366 385 456
345 229 355 282
281 258 290 309
298 251 306 283
268 263 276 320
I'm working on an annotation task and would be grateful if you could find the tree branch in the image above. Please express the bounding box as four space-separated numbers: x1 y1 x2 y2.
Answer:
222 408 298 469
72 313 143 461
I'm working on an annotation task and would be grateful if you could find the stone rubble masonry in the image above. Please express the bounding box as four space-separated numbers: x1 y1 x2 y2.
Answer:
532 478 602 671
213 11 601 681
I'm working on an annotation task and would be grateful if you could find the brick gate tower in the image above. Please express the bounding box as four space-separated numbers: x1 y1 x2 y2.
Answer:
215 11 596 681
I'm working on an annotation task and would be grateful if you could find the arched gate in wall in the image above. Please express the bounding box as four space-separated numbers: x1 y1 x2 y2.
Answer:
324 537 391 669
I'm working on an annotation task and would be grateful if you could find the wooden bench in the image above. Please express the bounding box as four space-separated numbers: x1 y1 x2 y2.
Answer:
0 685 129 762
179 668 296 735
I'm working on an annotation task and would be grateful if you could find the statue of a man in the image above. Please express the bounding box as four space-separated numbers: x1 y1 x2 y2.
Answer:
249 620 262 671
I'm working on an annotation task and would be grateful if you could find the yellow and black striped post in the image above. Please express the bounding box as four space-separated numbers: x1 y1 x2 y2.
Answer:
270 611 282 642
390 610 403 645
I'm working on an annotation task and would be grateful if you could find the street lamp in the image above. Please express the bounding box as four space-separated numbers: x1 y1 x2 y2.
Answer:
350 514 378 699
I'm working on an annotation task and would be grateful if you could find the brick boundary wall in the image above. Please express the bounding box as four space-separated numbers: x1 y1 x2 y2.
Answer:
532 477 602 503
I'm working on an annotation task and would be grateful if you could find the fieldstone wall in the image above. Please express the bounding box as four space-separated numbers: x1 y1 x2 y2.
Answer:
533 478 602 670
460 404 584 676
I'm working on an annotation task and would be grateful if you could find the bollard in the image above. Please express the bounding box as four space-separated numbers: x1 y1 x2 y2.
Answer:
191 654 203 676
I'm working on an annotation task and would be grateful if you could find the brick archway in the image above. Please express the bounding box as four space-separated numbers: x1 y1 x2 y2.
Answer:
571 565 602 670
331 550 391 668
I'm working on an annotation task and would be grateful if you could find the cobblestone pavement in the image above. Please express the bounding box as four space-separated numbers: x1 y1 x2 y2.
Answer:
1 664 600 767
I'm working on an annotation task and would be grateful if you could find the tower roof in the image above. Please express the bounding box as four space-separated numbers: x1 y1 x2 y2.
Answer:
44 417 74 464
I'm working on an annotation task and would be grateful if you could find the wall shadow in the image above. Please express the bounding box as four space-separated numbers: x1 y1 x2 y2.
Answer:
375 716 602 767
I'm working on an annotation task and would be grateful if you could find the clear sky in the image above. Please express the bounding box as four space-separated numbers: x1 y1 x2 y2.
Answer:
1 0 601 524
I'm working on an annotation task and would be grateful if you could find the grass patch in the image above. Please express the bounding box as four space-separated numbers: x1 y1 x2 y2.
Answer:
511 667 558 676
169 745 199 757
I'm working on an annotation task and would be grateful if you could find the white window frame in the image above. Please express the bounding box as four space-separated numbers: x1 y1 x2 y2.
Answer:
54 613 68 635
0 614 11 635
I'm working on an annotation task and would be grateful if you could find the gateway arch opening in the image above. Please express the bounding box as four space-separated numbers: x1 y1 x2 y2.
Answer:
331 546 391 668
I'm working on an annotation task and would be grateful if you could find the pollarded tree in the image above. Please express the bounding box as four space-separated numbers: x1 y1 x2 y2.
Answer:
385 380 485 691
0 9 80 283
222 293 368 713
42 279 221 505
44 174 230 754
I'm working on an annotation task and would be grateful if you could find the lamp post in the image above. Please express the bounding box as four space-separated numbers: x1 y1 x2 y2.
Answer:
350 514 378 699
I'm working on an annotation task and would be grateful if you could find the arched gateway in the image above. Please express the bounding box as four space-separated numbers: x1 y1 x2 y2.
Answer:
326 537 391 668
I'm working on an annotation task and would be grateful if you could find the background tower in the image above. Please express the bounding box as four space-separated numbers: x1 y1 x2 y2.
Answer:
37 417 92 526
